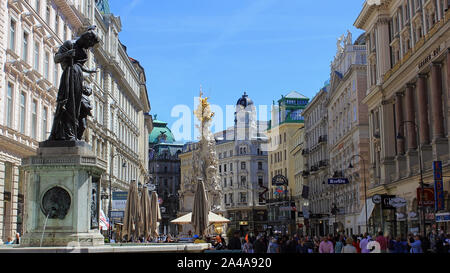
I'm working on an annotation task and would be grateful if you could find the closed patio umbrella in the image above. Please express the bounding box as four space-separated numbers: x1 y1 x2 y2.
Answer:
122 182 141 242
140 186 152 240
150 191 161 238
191 180 209 237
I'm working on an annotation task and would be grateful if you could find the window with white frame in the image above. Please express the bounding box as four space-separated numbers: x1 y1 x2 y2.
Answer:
20 92 26 134
9 19 16 51
42 106 48 141
6 83 13 127
34 41 40 71
31 100 38 139
23 32 29 61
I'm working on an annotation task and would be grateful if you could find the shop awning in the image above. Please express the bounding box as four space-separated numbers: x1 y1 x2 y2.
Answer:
170 212 230 224
357 199 376 226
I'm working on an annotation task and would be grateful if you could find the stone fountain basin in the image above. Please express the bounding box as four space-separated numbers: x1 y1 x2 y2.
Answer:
0 243 211 253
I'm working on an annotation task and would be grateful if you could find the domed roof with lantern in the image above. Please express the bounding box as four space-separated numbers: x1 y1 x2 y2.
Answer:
236 92 254 108
149 115 176 144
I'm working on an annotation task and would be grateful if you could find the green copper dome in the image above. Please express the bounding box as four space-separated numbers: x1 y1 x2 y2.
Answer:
149 118 176 144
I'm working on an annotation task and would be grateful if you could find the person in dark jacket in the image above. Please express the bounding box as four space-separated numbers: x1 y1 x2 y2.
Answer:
228 231 242 250
253 235 267 253
296 238 308 253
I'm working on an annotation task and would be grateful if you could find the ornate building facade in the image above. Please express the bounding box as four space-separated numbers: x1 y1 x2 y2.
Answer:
302 83 331 236
267 91 309 235
0 0 151 242
355 0 450 236
215 93 269 236
148 118 183 235
326 31 369 236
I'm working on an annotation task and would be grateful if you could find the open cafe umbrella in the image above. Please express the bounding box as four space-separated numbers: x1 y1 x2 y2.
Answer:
191 180 209 237
140 186 152 240
122 182 141 242
150 191 161 238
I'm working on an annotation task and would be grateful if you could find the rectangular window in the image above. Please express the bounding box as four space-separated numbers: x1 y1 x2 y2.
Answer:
44 51 50 79
9 20 16 50
20 92 26 134
46 6 50 24
34 42 40 71
54 12 59 36
42 107 48 141
31 100 37 139
35 0 40 14
53 64 58 87
6 83 13 127
99 103 103 125
240 193 247 203
241 162 246 170
23 33 28 61
63 26 68 41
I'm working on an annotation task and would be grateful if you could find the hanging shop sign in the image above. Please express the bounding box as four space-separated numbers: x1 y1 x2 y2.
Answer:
112 191 128 210
328 178 349 185
383 196 407 209
272 175 288 186
408 212 418 220
436 212 450 223
417 187 435 207
372 194 382 204
396 213 406 221
433 161 445 211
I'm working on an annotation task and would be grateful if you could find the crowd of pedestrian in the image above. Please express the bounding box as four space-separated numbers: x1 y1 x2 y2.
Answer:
208 229 450 253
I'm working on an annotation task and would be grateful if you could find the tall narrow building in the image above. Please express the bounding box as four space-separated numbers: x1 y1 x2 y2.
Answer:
267 91 309 235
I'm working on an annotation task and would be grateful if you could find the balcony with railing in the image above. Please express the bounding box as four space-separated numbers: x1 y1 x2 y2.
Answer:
318 135 328 144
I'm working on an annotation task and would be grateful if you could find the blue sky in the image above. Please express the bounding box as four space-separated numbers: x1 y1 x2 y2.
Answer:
109 0 365 142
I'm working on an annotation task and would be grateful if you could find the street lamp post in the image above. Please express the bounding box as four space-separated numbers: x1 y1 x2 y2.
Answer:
109 152 126 242
348 154 368 234
397 120 426 238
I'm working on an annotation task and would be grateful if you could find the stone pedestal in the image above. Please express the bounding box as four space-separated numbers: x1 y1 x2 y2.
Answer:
406 149 419 177
432 138 449 161
420 144 433 168
395 155 407 180
20 141 106 247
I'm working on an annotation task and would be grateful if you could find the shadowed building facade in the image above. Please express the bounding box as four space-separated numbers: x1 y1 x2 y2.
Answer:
0 0 152 243
355 0 450 236
148 118 183 235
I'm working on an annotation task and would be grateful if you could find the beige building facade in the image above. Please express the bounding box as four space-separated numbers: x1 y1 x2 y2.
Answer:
302 84 331 236
267 91 309 235
355 0 450 236
327 31 370 235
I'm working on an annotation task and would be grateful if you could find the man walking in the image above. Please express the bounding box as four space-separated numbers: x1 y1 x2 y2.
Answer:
360 233 370 253
319 236 334 253
376 232 388 253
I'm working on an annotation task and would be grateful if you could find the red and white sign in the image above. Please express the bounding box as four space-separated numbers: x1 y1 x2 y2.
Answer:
100 209 109 230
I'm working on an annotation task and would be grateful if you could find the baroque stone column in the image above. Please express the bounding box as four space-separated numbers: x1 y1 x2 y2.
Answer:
405 84 418 150
395 92 407 180
405 84 419 176
430 61 448 161
395 92 405 155
417 74 433 166
431 62 445 139
416 74 430 145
